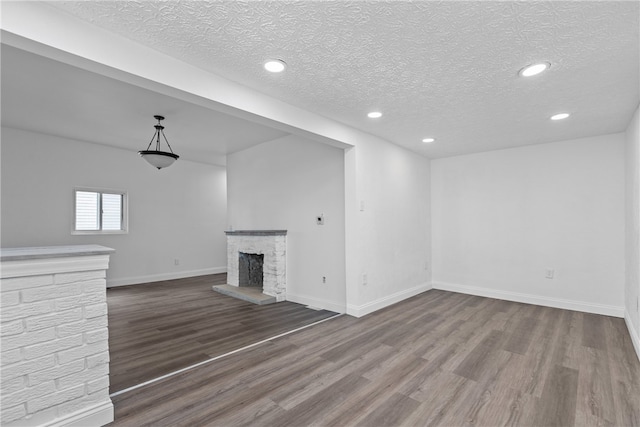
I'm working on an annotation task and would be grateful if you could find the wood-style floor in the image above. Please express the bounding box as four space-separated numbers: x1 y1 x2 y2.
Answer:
109 287 640 427
107 274 337 393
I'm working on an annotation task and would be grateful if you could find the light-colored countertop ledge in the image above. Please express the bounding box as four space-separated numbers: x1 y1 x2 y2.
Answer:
1 245 115 261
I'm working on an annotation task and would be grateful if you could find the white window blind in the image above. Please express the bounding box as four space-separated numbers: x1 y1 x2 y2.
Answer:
74 189 126 233
101 193 122 230
75 191 100 230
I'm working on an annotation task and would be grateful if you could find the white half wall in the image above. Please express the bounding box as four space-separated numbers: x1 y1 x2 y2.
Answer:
432 133 626 317
625 105 640 360
1 127 228 286
226 135 346 313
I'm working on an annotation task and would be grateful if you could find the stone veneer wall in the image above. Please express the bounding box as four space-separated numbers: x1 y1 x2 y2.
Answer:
226 232 286 302
1 246 114 427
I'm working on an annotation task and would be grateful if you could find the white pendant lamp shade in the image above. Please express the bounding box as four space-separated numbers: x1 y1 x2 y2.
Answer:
138 151 178 169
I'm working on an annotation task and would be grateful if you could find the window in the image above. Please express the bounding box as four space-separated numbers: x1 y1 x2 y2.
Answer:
73 189 127 234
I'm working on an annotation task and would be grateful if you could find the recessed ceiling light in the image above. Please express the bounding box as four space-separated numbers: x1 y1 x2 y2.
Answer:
367 111 383 119
422 138 435 143
519 62 550 77
550 113 570 121
264 59 286 73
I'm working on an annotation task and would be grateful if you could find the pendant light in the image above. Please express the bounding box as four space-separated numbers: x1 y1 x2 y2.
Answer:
138 115 179 169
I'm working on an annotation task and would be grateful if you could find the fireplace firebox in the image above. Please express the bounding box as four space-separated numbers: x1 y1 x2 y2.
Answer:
238 252 264 287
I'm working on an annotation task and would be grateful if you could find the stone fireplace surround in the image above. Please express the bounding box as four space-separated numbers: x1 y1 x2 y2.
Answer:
225 230 287 302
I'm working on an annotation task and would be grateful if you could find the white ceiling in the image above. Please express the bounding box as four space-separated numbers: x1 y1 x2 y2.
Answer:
0 45 289 166
5 1 640 161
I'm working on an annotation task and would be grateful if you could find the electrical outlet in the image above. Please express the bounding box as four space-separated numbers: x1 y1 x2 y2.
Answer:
316 214 324 225
545 269 554 279
362 273 368 286
174 259 180 266
322 276 326 284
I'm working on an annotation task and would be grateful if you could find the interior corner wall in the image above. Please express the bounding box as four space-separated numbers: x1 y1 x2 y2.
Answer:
347 138 431 317
431 133 626 317
625 104 640 360
0 127 228 286
226 135 346 313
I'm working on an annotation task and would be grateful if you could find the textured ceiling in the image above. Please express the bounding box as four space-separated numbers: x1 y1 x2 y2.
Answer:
44 1 640 158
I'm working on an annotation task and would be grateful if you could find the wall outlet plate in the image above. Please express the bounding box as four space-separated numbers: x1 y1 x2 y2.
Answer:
317 214 324 225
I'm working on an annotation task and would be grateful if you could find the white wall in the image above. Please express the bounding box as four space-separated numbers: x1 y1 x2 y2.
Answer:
1 127 228 286
432 133 626 316
347 138 431 316
226 135 346 312
625 105 640 358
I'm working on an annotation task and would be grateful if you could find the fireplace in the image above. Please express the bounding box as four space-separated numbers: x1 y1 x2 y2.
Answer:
224 230 287 302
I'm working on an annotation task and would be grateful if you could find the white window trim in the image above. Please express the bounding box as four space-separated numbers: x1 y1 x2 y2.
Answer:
72 187 128 235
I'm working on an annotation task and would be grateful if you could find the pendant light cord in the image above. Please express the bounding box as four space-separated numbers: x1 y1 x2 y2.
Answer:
143 117 175 154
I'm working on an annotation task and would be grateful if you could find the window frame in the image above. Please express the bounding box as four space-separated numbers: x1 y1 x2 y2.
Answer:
72 187 128 235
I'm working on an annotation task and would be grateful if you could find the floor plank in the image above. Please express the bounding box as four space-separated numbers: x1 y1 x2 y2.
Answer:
533 364 579 427
108 288 640 426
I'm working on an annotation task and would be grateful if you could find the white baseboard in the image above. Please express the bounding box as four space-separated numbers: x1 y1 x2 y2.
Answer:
107 267 226 287
346 282 432 318
625 312 640 362
286 292 346 314
45 400 113 427
432 281 624 318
